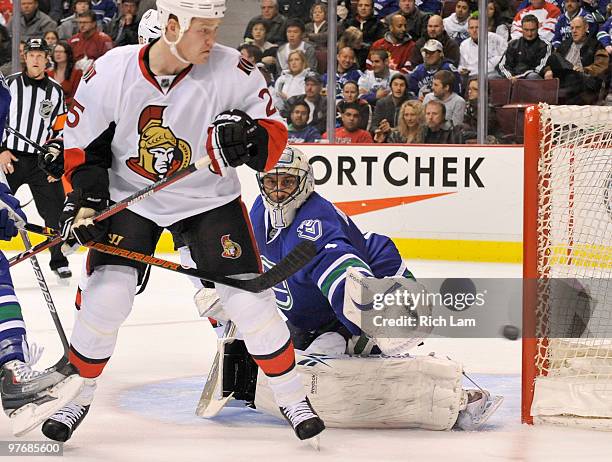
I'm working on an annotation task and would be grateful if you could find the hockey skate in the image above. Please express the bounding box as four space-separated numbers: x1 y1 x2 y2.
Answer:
454 389 503 431
1 357 85 437
280 396 325 449
42 379 95 442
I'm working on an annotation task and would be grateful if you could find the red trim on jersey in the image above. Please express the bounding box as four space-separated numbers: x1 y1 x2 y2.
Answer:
75 287 82 311
68 346 109 378
138 44 193 94
252 339 296 377
205 127 222 175
64 147 86 186
239 197 263 273
257 119 288 172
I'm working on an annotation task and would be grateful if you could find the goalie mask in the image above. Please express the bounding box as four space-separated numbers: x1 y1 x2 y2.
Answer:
257 147 314 229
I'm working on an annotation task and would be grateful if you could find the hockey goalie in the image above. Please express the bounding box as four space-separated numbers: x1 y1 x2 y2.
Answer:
192 147 503 431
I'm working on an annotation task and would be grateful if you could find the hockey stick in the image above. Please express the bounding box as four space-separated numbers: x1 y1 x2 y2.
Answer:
22 222 316 293
5 126 48 154
196 320 236 417
8 156 212 267
0 171 70 357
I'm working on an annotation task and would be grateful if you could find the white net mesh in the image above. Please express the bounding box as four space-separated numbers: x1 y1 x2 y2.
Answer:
531 104 612 425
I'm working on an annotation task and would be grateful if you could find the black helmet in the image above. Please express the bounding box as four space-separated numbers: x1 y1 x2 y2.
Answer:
24 38 50 55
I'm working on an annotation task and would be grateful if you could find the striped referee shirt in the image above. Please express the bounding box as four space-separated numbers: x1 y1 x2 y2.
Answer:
2 72 66 155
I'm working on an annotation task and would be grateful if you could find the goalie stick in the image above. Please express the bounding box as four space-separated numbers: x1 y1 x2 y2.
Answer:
22 224 317 293
8 156 212 267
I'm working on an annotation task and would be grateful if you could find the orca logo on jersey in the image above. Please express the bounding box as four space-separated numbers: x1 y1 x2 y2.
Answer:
220 234 242 259
126 105 192 181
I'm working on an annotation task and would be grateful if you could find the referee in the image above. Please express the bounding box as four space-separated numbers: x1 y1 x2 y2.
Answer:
0 38 71 279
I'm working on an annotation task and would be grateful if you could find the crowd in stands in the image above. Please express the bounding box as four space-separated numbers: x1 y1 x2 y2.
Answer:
0 0 609 145
241 0 612 144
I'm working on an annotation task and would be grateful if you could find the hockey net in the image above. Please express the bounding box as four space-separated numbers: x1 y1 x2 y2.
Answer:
522 104 612 429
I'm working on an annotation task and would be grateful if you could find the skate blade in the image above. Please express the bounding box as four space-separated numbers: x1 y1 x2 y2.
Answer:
11 375 85 437
307 435 320 451
198 392 234 418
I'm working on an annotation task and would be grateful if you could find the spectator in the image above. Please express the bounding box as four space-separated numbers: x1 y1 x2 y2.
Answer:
304 2 329 50
374 99 424 142
47 40 82 106
90 0 118 32
358 49 397 106
274 49 310 112
459 16 507 77
412 15 461 66
287 101 322 143
581 0 606 24
68 10 113 63
44 30 59 47
242 18 279 74
7 0 57 42
423 100 463 143
323 102 374 143
278 0 315 22
0 40 25 76
371 13 416 73
276 19 317 71
338 26 369 70
545 16 608 103
371 73 411 137
552 0 596 48
238 43 274 85
511 0 561 43
110 0 139 47
338 80 372 130
1 39 72 278
461 77 499 142
422 69 466 126
487 0 512 41
409 39 462 98
499 15 552 80
58 0 91 41
386 0 427 40
286 71 327 133
322 46 363 101
597 16 612 55
443 0 470 44
0 25 10 71
0 0 12 25
415 0 442 14
342 0 387 48
244 0 288 45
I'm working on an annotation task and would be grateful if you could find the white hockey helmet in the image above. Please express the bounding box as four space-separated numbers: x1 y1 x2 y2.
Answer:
156 0 226 62
138 9 161 44
257 147 314 229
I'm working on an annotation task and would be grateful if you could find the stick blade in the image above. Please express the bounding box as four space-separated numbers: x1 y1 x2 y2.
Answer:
239 241 316 292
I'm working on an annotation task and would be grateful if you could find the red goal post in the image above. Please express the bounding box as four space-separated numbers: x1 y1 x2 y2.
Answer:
522 104 612 428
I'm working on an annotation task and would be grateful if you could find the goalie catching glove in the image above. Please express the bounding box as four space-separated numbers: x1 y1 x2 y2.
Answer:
37 138 64 179
206 109 267 176
59 190 109 255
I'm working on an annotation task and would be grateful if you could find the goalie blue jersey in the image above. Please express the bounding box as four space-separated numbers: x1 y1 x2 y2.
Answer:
250 192 412 335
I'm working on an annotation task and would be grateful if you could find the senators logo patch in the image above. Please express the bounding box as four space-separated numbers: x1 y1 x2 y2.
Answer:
220 234 242 259
126 105 192 181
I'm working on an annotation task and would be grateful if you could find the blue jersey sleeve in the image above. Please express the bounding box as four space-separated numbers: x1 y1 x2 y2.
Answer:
0 73 10 136
0 252 26 365
597 17 612 47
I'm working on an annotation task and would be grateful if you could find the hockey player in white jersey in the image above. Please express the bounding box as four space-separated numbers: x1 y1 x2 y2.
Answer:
39 0 324 445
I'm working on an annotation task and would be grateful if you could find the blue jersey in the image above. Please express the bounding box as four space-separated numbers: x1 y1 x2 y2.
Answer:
409 60 462 96
552 9 596 48
0 72 10 134
597 17 612 47
250 192 412 335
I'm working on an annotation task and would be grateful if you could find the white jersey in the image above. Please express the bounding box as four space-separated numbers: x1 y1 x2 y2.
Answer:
64 43 286 227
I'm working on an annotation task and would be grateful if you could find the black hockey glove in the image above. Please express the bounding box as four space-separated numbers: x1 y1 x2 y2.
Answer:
207 109 262 175
59 189 109 255
38 138 64 179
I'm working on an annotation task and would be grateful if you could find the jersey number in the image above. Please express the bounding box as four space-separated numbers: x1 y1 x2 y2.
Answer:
258 88 276 117
67 99 85 128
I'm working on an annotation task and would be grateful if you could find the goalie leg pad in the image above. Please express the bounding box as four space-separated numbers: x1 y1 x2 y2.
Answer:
255 353 463 429
221 339 258 403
